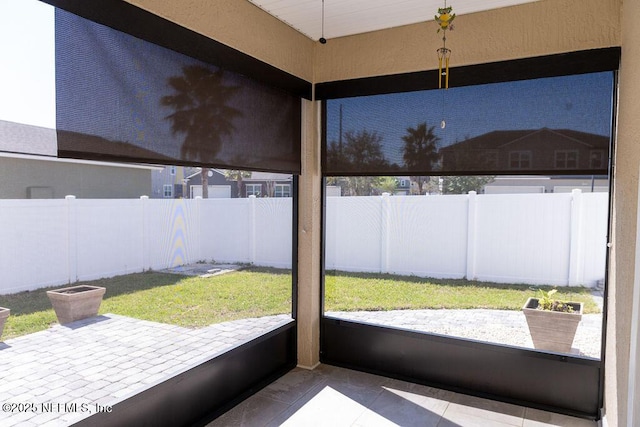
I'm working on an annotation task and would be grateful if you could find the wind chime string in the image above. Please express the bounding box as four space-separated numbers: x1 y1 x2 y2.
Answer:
441 89 446 129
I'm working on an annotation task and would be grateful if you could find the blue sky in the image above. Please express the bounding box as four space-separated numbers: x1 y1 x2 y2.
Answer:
0 0 55 129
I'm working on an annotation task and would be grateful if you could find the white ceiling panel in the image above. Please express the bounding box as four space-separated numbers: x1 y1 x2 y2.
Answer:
247 0 540 41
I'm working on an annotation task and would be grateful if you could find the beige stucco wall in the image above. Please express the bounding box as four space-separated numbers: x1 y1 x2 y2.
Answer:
125 0 315 82
120 0 639 424
297 99 322 369
314 0 619 82
612 1 640 425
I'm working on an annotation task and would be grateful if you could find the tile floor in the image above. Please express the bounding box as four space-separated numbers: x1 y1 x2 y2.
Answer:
206 364 598 427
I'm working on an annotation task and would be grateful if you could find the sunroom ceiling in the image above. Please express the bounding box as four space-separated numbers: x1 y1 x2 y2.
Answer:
246 0 540 41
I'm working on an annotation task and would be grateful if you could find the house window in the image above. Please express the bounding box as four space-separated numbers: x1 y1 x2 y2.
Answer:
555 150 579 169
509 151 532 169
484 151 499 168
163 184 173 198
590 150 606 169
274 184 291 197
246 183 262 197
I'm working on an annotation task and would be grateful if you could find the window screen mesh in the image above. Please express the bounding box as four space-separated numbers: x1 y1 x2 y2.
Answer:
323 73 613 176
54 9 301 173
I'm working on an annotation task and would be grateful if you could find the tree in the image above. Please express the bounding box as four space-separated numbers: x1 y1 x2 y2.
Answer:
161 66 242 198
223 169 251 197
265 180 276 197
401 123 440 195
342 130 388 171
325 129 389 196
201 168 210 199
377 177 398 194
442 176 496 194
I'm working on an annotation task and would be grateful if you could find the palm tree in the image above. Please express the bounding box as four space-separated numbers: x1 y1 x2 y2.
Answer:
161 65 241 198
401 123 440 195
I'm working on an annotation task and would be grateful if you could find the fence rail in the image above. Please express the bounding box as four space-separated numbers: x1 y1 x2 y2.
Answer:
0 191 607 294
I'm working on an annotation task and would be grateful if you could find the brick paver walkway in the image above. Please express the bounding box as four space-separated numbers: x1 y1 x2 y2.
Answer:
0 313 292 427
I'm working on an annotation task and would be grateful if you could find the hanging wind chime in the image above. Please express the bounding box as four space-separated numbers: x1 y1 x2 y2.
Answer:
435 2 455 89
435 1 455 128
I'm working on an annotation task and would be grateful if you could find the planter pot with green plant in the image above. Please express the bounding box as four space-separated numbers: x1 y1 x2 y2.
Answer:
0 307 9 341
46 285 106 325
522 289 583 353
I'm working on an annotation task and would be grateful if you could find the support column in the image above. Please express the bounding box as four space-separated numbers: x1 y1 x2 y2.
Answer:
610 1 640 425
297 98 322 369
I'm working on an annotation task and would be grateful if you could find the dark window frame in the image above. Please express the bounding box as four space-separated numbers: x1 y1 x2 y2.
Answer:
319 48 619 419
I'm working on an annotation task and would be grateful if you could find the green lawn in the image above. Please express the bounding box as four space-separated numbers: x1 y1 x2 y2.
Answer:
324 271 601 314
0 268 292 340
0 268 600 340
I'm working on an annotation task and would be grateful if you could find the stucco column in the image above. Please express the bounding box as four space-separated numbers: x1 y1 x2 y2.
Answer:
608 1 640 425
297 98 322 369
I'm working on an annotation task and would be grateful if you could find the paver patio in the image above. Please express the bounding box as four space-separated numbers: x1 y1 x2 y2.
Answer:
0 313 292 427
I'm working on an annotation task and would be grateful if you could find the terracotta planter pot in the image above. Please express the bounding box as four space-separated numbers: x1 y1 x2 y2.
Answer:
47 285 106 325
522 297 583 353
0 307 9 340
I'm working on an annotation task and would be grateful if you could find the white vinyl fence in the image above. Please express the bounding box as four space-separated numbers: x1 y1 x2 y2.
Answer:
325 190 608 287
0 190 607 294
0 196 292 294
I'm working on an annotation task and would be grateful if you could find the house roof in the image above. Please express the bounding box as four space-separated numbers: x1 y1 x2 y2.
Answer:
0 119 57 156
0 120 162 170
440 128 609 152
57 129 178 164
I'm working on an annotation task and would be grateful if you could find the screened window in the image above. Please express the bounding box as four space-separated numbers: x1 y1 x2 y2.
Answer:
0 2 298 423
322 70 613 361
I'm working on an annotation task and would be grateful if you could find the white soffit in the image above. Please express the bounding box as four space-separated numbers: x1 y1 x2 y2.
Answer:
246 0 540 41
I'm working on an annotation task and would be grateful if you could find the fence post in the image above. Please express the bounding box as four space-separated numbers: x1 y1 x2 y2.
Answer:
466 191 478 280
194 196 202 263
380 193 391 273
140 196 150 271
568 189 584 286
249 195 256 264
65 195 78 284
